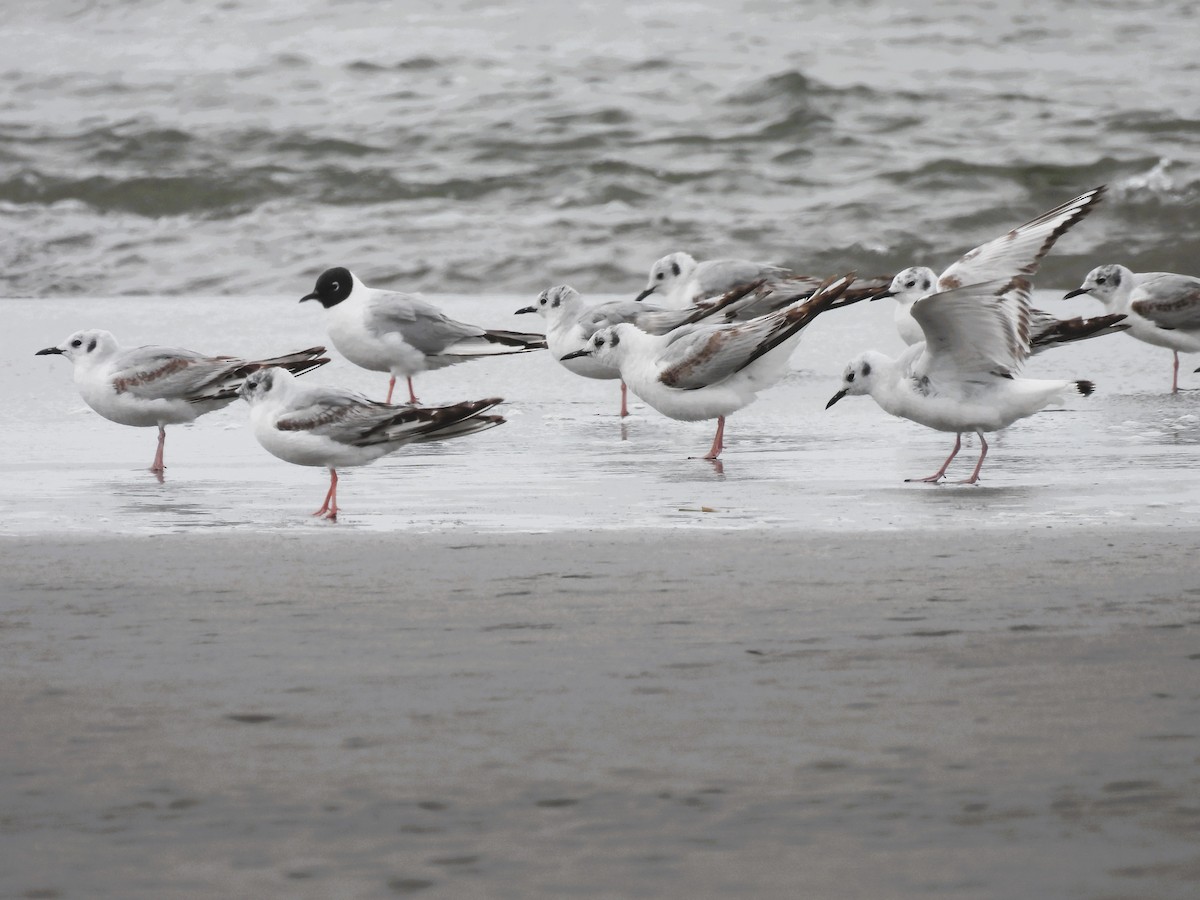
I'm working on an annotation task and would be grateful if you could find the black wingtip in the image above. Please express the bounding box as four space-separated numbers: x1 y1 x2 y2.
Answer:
1075 380 1095 397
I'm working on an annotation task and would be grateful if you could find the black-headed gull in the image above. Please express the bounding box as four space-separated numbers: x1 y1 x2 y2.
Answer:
827 279 1094 484
300 266 546 404
563 274 857 460
515 285 669 417
875 186 1109 351
239 367 503 520
36 330 328 478
1065 265 1200 392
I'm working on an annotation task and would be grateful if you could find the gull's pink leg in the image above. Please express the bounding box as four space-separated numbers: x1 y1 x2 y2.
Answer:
1172 351 1180 393
955 432 989 485
149 425 167 476
703 416 726 460
906 433 962 483
385 376 396 404
312 468 339 520
407 377 420 405
619 381 629 418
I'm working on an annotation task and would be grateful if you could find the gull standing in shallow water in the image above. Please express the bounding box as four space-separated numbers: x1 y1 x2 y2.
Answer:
1065 264 1200 392
515 285 669 417
875 186 1123 352
36 330 328 479
240 367 504 521
562 274 857 461
300 266 546 404
827 279 1094 484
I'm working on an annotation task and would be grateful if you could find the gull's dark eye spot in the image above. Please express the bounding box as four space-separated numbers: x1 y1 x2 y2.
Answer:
87 339 97 352
922 280 932 292
552 299 560 308
70 339 82 348
862 361 871 376
611 332 620 346
905 280 916 289
1096 275 1107 284
671 262 681 277
595 337 605 348
656 272 665 281
846 372 855 383
539 296 546 305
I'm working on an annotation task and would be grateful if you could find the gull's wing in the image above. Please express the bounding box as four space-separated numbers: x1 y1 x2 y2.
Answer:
937 186 1105 290
579 298 659 338
110 345 321 403
911 279 1032 380
365 290 485 353
691 259 790 300
276 389 503 447
1129 274 1200 330
658 275 855 389
1028 309 1128 353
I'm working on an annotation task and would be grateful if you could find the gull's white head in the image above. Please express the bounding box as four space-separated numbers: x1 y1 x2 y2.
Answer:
515 284 581 321
561 324 632 367
637 252 698 302
881 266 938 307
826 352 888 409
35 329 120 365
1064 264 1134 308
239 366 296 405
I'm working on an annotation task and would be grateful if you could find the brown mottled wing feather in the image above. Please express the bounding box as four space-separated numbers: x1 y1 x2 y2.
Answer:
277 392 503 447
113 345 328 402
1129 275 1200 330
657 275 855 389
1029 311 1128 352
937 186 1105 290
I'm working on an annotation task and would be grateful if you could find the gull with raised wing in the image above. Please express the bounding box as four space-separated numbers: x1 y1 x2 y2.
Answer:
563 274 857 460
515 284 673 417
240 367 504 521
301 266 546 404
827 279 1094 484
36 330 328 478
876 186 1118 352
1065 264 1200 392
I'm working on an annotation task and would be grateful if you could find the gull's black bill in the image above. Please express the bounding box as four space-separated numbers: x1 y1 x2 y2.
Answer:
560 349 591 361
514 305 536 315
1063 287 1090 299
35 346 64 356
634 287 655 302
299 291 319 303
870 290 895 301
825 389 847 409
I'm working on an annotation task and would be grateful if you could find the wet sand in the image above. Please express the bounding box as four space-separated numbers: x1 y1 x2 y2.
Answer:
3 528 1199 899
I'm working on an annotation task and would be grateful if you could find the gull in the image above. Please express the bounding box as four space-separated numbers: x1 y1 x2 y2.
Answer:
240 367 503 520
826 279 1094 484
635 251 790 308
1065 264 1200 392
515 285 670 417
875 186 1110 349
562 274 857 460
36 329 328 478
300 266 546 404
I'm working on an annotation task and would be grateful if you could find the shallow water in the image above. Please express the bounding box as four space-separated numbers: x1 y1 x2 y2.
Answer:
8 289 1200 535
1 1 1198 296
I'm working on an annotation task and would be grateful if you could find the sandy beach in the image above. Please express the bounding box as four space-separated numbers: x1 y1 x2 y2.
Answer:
3 528 1199 899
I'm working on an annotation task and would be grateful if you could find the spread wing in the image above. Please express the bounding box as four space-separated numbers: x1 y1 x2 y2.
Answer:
365 290 485 353
1129 274 1200 330
937 186 1105 290
911 279 1031 381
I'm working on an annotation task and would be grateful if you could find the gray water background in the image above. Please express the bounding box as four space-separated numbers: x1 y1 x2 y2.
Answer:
1 0 1197 297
